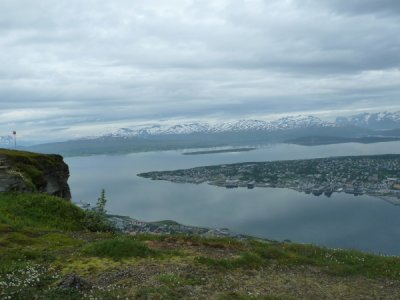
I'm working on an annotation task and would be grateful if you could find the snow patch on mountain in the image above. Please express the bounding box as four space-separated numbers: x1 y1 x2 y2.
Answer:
335 111 400 129
98 111 400 139
103 115 334 138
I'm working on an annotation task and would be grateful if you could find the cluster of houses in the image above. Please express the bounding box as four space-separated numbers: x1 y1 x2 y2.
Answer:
140 155 400 203
108 215 248 238
74 202 248 238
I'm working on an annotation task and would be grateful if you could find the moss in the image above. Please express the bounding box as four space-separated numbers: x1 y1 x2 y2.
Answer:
36 233 85 250
0 232 37 247
0 223 14 233
57 257 121 276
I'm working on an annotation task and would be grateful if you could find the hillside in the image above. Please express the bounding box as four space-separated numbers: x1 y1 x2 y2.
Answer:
0 148 70 199
1 193 400 299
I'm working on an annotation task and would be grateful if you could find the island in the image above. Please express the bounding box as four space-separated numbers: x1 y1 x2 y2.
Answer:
138 154 400 204
182 147 256 155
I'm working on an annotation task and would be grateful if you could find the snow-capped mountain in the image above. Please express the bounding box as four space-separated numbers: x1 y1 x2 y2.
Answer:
91 112 400 140
104 115 334 138
28 111 400 156
336 111 400 130
0 135 14 146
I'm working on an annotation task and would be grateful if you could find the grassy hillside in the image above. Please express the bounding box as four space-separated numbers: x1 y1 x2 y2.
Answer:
0 193 84 231
1 193 400 299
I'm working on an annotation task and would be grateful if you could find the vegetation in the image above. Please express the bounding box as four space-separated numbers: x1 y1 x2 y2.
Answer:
82 236 157 260
82 189 115 232
0 193 84 231
1 192 400 299
0 148 65 191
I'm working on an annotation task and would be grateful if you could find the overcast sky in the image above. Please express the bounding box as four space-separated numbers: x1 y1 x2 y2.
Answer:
1 0 400 141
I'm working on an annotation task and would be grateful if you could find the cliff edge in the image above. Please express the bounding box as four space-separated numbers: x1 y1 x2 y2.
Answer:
0 148 71 200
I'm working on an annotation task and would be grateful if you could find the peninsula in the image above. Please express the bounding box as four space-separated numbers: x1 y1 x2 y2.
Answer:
138 154 400 204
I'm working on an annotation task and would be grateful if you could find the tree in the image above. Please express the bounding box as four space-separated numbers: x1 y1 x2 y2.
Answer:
83 189 115 232
96 189 107 214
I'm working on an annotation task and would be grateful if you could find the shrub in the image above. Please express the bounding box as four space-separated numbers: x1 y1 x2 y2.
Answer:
82 189 115 232
82 210 115 232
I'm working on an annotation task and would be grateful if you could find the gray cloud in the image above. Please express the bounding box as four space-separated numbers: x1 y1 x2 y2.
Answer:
0 0 399 141
305 0 400 16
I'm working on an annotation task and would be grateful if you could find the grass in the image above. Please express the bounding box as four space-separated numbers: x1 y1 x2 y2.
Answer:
194 240 400 279
0 193 85 231
251 241 400 279
1 192 400 299
196 252 264 269
82 236 158 260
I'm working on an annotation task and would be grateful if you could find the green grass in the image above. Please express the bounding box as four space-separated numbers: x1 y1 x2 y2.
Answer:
0 193 85 231
194 240 400 279
196 252 264 269
1 192 400 298
82 236 158 260
252 241 400 279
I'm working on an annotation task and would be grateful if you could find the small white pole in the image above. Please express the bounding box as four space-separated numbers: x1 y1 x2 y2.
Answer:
13 131 16 148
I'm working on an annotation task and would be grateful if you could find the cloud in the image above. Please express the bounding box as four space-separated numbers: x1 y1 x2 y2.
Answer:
305 0 400 16
0 0 399 141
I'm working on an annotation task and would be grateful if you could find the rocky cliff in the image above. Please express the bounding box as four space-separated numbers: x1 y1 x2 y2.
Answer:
0 149 71 200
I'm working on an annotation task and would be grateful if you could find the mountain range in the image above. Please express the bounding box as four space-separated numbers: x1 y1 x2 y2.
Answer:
7 111 400 156
103 111 400 138
336 111 400 130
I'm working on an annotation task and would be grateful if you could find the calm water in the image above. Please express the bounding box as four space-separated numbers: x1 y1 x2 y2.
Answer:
66 142 400 255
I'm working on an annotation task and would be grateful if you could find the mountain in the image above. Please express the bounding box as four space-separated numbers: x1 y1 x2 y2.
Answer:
105 112 400 139
0 135 14 146
105 115 333 138
336 111 400 130
27 112 400 156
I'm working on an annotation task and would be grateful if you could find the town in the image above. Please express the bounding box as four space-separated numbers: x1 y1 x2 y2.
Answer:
138 154 400 205
75 201 250 238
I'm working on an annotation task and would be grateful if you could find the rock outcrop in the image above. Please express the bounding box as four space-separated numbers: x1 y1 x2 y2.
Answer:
0 149 71 200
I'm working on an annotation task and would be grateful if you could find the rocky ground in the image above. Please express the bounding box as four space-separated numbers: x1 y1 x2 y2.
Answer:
45 235 400 300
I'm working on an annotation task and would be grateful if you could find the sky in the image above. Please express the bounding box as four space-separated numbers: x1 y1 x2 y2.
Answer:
1 0 400 142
